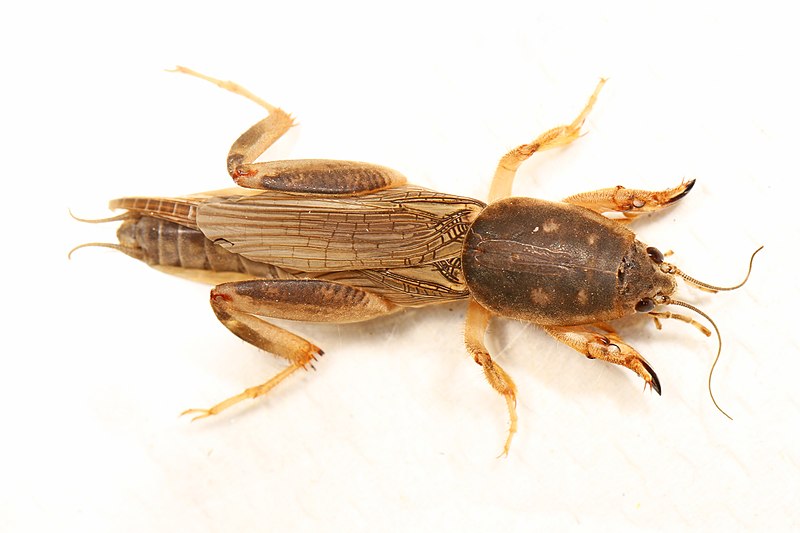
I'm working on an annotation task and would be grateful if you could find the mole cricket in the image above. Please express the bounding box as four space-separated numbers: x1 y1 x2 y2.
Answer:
73 67 761 454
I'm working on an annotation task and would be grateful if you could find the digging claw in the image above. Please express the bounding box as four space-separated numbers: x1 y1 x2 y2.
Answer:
667 178 696 204
640 359 662 395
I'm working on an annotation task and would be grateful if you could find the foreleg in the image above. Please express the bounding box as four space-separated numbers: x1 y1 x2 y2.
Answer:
542 324 662 394
563 180 695 221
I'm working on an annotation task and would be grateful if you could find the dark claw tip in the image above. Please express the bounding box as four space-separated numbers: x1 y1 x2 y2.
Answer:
640 359 662 395
668 179 696 204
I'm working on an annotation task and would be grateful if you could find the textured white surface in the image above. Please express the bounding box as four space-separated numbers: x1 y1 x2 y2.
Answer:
3 2 798 531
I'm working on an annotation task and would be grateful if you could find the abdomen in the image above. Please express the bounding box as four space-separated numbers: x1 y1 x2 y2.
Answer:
117 215 293 279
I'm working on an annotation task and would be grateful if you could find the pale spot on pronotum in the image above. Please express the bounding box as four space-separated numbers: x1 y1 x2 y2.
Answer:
530 287 551 305
542 220 560 233
576 289 589 306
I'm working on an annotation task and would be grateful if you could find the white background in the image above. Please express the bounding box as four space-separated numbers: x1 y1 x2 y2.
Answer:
3 1 798 531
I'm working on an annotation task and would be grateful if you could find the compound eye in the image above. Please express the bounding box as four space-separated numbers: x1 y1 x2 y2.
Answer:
646 246 664 264
635 297 656 313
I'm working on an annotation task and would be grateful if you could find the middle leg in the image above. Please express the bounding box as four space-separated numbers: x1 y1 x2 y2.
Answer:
488 79 606 203
464 299 519 456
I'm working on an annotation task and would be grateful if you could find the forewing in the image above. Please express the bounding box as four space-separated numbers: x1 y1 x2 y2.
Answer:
196 185 485 271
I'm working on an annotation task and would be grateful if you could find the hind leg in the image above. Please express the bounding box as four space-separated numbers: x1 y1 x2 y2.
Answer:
183 279 399 420
171 66 407 195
